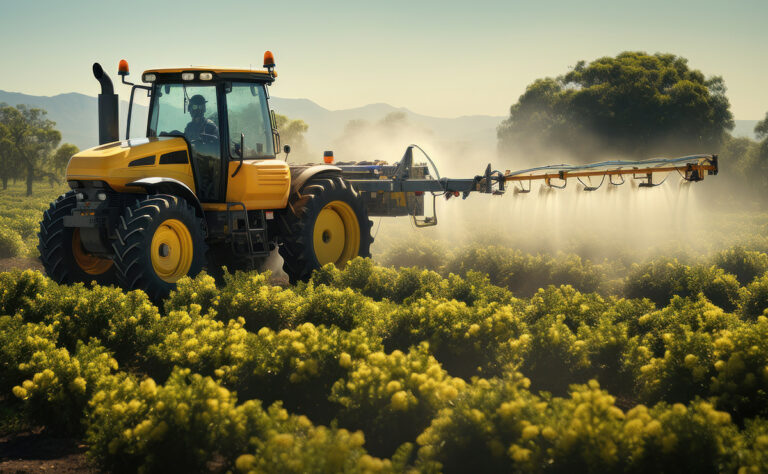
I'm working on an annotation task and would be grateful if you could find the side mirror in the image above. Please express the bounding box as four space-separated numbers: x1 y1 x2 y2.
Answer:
283 144 291 162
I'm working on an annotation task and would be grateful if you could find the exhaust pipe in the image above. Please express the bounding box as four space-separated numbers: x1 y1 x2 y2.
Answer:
92 63 119 144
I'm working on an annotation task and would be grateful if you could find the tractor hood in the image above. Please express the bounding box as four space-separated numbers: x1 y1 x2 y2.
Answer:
66 137 196 193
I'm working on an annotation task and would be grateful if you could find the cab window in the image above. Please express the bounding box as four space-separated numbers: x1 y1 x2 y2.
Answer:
148 83 222 202
225 82 274 159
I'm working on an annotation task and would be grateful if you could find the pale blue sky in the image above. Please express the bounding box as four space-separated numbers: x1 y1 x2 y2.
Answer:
0 0 765 118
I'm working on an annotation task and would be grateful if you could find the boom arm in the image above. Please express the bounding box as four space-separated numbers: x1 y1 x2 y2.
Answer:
341 146 719 227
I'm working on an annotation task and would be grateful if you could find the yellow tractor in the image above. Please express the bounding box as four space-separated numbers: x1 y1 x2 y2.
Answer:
39 51 719 300
40 53 377 299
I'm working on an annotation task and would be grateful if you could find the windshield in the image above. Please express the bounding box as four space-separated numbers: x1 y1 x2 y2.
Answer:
148 84 219 140
226 82 275 159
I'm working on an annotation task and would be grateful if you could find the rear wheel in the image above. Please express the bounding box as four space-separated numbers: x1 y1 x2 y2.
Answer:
38 191 116 285
112 194 207 301
278 175 373 284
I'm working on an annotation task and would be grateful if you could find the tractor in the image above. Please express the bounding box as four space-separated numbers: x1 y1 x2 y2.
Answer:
40 52 378 299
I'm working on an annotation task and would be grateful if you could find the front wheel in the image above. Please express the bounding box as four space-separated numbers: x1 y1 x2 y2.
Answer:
38 191 116 285
278 175 373 284
112 194 207 301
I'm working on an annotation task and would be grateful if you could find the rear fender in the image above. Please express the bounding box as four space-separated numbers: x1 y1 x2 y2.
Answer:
291 165 342 194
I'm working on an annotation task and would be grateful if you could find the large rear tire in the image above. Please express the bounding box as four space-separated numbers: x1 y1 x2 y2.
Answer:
278 175 373 284
112 194 207 301
38 191 116 285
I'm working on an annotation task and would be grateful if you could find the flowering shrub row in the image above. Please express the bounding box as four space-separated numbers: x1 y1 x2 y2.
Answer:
2 257 768 471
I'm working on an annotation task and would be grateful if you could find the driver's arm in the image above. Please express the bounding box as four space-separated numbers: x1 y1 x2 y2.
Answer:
203 120 219 138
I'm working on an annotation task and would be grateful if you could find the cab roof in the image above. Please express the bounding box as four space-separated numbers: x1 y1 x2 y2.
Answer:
142 67 275 83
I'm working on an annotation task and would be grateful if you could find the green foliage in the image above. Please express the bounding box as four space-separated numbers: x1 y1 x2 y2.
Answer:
625 258 740 311
331 343 466 457
739 272 768 320
384 296 526 378
0 269 49 315
2 250 768 472
86 369 245 473
0 315 58 390
145 306 251 382
444 246 602 297
296 283 382 331
0 104 62 195
275 113 310 159
416 377 741 473
222 323 381 421
0 225 25 258
52 143 79 174
714 246 768 285
380 238 451 270
233 403 389 474
16 282 161 363
709 317 768 420
741 418 768 473
498 51 733 160
13 340 117 433
310 258 515 306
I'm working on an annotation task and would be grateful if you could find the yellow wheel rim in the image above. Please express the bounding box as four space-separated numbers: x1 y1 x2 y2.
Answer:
150 219 194 283
72 228 113 275
313 200 360 267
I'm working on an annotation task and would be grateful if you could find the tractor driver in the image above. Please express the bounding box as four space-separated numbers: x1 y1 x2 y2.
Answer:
184 94 219 144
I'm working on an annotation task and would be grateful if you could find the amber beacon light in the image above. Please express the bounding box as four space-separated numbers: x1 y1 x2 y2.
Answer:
118 59 129 76
263 51 275 68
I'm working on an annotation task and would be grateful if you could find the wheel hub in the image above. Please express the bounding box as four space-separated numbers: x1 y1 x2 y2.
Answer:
312 200 360 266
151 219 194 283
71 228 113 275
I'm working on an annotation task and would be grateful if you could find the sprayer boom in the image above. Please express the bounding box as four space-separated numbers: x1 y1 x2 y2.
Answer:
337 147 719 227
498 154 718 192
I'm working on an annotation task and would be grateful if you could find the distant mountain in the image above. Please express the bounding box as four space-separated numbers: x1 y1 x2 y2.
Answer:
0 90 148 150
0 90 501 155
0 89 760 154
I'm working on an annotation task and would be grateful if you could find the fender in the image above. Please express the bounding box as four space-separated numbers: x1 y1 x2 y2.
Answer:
290 165 342 194
126 177 206 230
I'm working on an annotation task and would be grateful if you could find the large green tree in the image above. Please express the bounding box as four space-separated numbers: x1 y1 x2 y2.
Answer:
0 103 22 189
756 112 768 160
498 52 734 161
52 143 80 175
0 105 61 195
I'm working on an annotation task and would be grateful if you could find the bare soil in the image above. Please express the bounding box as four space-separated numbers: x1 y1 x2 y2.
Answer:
0 430 94 473
0 257 42 273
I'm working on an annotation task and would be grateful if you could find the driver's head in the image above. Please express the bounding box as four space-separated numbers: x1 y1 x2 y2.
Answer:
188 95 207 120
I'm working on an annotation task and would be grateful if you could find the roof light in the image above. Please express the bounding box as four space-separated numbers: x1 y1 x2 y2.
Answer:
118 59 129 76
142 73 156 82
181 72 195 81
199 72 213 80
263 51 275 68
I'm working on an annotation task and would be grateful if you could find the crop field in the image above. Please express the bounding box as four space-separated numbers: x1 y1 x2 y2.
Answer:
1 184 768 473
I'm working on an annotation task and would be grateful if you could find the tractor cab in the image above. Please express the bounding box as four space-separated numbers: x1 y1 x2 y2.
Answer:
141 67 279 202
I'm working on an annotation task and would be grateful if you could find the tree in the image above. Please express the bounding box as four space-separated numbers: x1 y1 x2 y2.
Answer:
0 105 61 195
52 143 80 175
0 103 22 190
498 52 734 161
756 113 768 187
755 112 768 141
275 114 310 159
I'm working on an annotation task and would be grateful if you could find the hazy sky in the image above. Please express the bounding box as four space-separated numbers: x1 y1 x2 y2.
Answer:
0 0 765 119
